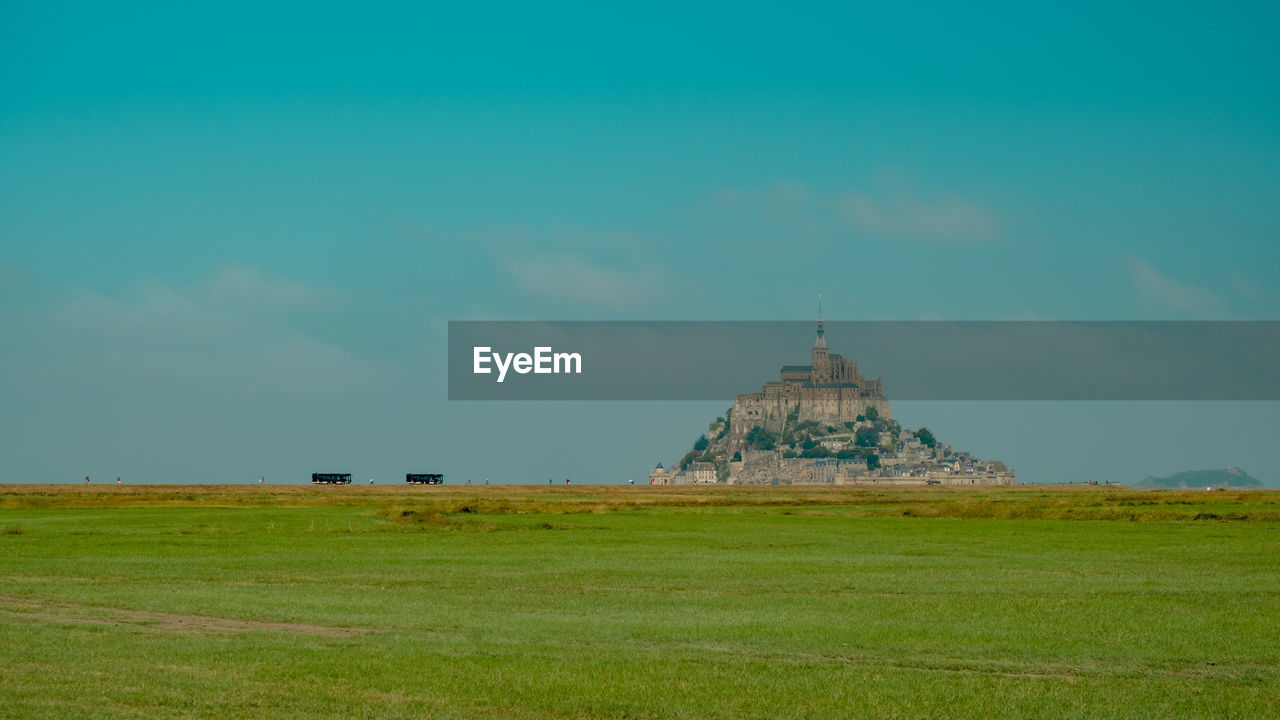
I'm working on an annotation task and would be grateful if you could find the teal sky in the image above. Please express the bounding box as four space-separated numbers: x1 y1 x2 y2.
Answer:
3 2 1278 485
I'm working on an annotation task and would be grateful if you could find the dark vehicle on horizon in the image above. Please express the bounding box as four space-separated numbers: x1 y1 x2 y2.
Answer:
312 473 353 484
405 473 445 485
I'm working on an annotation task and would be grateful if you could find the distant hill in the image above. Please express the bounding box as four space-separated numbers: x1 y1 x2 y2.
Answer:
1135 466 1265 490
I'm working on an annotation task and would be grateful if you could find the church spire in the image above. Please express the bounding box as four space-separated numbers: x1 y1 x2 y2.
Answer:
814 293 827 349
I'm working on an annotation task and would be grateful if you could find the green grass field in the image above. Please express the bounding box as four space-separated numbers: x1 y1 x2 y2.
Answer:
1 485 1277 719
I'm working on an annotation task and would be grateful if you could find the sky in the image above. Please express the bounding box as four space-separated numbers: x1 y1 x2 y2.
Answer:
2 2 1278 485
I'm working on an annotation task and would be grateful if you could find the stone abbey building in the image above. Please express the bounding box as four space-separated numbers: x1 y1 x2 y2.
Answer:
727 312 892 449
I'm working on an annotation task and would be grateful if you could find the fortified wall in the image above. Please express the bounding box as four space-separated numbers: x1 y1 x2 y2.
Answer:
723 452 1014 486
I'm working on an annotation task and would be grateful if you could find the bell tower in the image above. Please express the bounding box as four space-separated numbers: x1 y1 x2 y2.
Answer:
811 294 830 383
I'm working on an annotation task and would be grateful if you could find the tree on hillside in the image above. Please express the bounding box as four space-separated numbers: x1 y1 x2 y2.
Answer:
693 434 709 451
863 405 879 422
916 427 937 448
875 417 902 447
745 426 778 451
855 426 878 448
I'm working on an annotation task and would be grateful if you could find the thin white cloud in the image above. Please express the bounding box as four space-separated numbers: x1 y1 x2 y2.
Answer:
204 265 327 308
50 265 389 393
707 178 1002 243
1123 255 1224 317
837 189 1001 240
500 253 666 307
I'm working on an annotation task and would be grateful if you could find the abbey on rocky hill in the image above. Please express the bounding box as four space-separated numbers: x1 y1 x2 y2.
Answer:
651 302 1015 486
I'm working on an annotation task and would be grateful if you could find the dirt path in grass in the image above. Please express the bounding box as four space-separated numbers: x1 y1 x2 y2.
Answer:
0 594 370 637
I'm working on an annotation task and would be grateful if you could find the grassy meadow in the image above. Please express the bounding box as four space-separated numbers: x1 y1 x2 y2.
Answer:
1 484 1277 719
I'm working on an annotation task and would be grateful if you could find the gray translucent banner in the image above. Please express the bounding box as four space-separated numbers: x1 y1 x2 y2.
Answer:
447 321 1280 400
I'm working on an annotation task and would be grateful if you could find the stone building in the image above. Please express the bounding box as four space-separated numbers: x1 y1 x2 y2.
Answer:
728 311 891 449
649 463 673 485
689 462 716 484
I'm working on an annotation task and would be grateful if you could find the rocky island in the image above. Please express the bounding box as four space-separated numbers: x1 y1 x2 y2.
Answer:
651 309 1015 486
